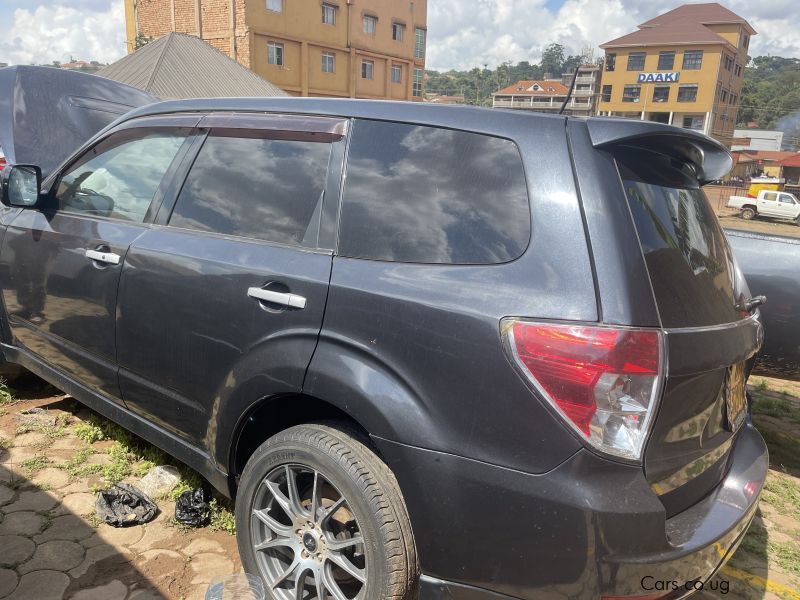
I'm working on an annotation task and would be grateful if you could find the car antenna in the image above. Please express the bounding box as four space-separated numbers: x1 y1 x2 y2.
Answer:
559 66 580 115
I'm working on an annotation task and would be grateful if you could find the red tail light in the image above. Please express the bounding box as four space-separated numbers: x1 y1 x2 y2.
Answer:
503 320 662 461
0 157 6 171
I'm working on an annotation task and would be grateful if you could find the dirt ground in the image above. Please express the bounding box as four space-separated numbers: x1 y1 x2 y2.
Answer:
2 376 800 599
719 213 800 238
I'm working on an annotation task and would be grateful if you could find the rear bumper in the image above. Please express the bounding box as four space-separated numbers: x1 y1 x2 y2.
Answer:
376 423 768 600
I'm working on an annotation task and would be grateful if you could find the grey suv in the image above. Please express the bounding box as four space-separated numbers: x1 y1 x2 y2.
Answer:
0 99 768 600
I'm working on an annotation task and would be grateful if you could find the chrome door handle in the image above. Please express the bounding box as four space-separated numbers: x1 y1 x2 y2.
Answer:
85 249 121 265
247 287 307 309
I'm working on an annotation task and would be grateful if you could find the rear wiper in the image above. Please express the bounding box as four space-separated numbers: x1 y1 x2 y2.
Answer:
736 295 767 313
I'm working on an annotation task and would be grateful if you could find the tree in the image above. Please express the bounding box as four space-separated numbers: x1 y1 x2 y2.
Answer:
540 43 565 76
134 33 153 49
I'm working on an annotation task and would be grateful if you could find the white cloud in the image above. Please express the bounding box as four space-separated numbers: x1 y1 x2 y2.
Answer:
427 0 800 71
0 2 126 66
0 1 797 71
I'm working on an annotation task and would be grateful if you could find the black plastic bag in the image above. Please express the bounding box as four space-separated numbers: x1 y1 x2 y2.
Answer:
175 487 210 527
96 483 158 527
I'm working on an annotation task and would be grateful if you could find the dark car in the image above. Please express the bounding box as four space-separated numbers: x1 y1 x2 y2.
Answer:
0 99 768 600
726 228 800 381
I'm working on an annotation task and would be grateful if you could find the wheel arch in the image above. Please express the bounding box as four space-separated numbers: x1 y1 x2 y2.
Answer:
227 392 376 495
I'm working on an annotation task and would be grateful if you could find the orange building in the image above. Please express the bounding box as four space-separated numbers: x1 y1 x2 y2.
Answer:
124 0 428 101
597 3 755 147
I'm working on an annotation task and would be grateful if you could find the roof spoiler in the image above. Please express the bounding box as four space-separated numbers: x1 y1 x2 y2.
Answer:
586 118 733 185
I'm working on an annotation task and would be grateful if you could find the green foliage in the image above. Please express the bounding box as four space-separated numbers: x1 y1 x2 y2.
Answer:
0 436 10 449
60 447 103 479
209 498 237 535
737 56 800 149
21 455 50 475
425 43 589 106
74 419 107 444
134 33 153 49
0 378 14 405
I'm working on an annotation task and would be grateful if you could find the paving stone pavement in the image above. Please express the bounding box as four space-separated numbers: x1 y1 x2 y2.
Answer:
0 395 243 599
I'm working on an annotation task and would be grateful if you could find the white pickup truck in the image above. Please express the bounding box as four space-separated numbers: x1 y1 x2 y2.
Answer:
727 190 800 225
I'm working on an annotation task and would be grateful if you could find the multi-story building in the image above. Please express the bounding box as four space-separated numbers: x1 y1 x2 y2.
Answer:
124 0 427 101
596 2 755 146
492 64 600 116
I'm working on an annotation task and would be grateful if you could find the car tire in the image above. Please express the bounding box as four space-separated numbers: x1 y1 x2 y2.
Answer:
235 423 419 600
741 207 756 220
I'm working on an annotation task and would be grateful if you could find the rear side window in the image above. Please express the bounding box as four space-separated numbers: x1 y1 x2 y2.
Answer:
169 134 332 247
338 120 530 264
618 149 741 328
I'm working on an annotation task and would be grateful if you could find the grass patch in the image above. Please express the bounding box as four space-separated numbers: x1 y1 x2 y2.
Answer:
74 419 108 444
21 455 50 475
0 436 10 449
209 498 236 535
0 378 14 405
59 447 103 479
768 539 800 577
757 425 800 475
761 473 800 520
752 395 800 424
756 379 770 391
739 521 768 556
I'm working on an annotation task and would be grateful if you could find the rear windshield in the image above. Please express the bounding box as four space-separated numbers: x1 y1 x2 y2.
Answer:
618 150 742 328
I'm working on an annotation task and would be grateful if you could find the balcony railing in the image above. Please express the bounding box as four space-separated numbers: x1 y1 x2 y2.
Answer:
493 98 593 109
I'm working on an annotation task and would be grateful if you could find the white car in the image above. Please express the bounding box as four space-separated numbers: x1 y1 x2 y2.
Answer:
727 189 800 225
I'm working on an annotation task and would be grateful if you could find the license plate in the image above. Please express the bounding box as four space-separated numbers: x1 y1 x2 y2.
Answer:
725 362 747 432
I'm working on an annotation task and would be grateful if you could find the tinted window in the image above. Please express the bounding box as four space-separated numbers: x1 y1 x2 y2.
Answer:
56 131 187 222
339 120 530 264
618 150 741 327
169 134 332 247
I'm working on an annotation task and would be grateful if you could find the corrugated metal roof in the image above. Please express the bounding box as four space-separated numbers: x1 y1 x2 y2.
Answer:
98 33 287 99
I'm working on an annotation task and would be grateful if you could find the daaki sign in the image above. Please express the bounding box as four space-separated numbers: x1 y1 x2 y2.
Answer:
637 72 680 83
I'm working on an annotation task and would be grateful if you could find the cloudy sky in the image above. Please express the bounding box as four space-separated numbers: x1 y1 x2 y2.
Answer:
0 0 798 70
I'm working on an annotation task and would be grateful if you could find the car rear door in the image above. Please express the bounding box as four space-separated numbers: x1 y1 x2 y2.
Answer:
115 113 346 447
0 118 196 400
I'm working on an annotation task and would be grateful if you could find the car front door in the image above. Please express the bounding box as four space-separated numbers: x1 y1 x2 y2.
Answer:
0 122 195 400
114 114 346 448
777 193 798 219
758 192 779 216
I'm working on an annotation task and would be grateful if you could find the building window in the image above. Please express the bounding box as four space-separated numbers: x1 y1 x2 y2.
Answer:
322 3 337 25
735 63 742 77
601 85 612 102
677 84 698 102
627 53 645 71
363 14 377 35
362 60 374 80
415 28 426 59
266 0 283 12
682 115 704 130
391 65 402 84
652 86 669 103
413 67 423 97
268 42 284 66
622 85 641 103
719 88 728 103
322 52 335 73
393 22 405 41
742 34 750 49
682 51 703 70
723 54 734 71
657 51 675 70
606 53 616 71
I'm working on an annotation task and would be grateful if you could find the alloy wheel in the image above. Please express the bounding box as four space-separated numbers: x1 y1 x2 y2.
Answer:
250 464 367 600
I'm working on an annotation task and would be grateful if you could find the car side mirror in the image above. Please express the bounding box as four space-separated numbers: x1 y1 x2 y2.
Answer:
2 165 42 208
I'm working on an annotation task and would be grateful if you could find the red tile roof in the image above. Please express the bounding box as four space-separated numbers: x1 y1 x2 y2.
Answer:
494 80 569 96
779 154 800 168
639 2 756 34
